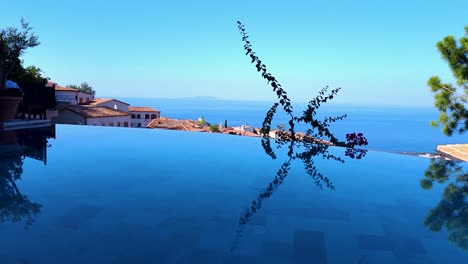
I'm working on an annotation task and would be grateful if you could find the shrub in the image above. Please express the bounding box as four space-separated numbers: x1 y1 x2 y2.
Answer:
210 124 220 132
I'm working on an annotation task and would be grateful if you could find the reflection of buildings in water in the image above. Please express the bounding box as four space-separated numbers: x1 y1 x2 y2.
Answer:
0 125 55 228
0 125 55 164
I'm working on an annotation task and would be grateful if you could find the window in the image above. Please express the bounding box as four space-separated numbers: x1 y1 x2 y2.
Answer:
131 114 135 119
124 122 128 127
109 122 114 126
87 98 90 102
117 122 121 127
138 123 141 127
151 114 157 119
79 98 83 103
137 114 141 119
145 114 150 119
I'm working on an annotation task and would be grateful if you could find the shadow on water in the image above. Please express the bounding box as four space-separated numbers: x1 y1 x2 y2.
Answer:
0 126 55 228
421 159 468 251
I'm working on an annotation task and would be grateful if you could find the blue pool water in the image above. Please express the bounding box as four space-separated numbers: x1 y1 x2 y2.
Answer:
114 97 467 153
0 125 467 263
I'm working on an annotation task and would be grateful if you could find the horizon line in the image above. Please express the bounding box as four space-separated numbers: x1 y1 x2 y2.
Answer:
101 95 434 108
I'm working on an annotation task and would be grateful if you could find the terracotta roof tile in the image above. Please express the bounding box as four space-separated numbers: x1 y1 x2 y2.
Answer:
88 98 130 106
46 81 57 87
88 98 111 105
55 85 78 92
129 106 160 112
62 106 130 118
78 91 93 96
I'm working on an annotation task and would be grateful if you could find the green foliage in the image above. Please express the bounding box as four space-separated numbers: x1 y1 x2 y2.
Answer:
428 25 468 136
67 82 96 96
261 103 279 136
421 159 468 250
209 124 220 132
197 116 205 126
232 22 369 250
420 178 433 190
0 154 41 228
237 21 366 148
0 19 40 92
236 20 368 189
10 62 47 85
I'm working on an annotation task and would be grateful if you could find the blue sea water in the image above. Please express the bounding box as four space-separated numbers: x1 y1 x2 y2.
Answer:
115 97 466 153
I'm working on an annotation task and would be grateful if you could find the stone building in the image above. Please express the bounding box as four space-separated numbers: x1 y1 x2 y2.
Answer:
55 105 130 127
129 106 160 128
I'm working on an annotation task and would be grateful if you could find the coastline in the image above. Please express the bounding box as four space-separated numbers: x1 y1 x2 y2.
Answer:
147 117 339 146
146 117 463 160
146 117 261 137
113 97 467 154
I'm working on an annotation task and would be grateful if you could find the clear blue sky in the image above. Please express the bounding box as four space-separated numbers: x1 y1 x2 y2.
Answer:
3 0 468 106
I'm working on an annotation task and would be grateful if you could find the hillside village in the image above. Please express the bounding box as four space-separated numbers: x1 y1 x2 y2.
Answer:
50 81 160 128
48 81 264 136
1 79 263 136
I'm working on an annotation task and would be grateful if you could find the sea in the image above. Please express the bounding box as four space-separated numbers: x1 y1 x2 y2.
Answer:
115 97 466 154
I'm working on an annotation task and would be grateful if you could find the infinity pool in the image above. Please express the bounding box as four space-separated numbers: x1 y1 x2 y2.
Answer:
0 125 467 263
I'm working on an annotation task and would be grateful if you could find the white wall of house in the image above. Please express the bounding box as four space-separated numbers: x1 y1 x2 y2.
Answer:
130 111 160 127
87 115 131 127
233 125 254 133
55 109 86 124
78 92 94 104
56 91 78 105
268 131 277 139
55 109 131 127
97 100 129 112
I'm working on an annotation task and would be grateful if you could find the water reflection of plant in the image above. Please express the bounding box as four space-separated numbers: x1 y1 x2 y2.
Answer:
232 139 366 251
238 141 339 226
0 154 41 228
421 159 468 250
231 22 368 251
0 126 54 228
